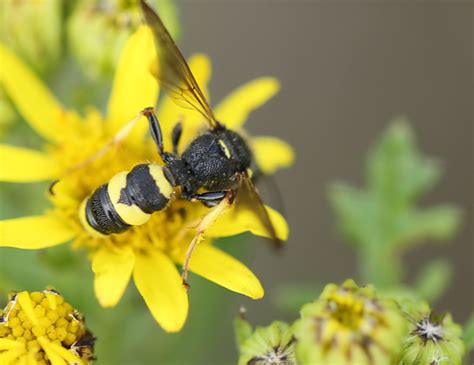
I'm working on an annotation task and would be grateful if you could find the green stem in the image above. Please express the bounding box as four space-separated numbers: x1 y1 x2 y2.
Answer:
359 245 402 289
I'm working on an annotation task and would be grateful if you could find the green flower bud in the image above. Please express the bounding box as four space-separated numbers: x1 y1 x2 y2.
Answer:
399 300 465 365
67 0 180 80
235 314 297 365
294 279 406 365
0 0 62 74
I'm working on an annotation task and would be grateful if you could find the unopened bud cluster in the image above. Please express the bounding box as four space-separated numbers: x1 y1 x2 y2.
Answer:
0 289 95 365
235 280 467 365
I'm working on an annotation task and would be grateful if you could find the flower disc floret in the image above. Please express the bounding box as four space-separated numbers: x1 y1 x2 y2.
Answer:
0 289 95 365
294 279 406 365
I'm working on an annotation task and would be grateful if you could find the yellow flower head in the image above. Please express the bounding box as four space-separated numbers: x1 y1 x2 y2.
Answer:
294 279 406 365
0 27 294 332
0 289 95 365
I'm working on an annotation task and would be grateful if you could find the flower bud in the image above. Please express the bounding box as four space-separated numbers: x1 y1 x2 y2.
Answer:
399 300 465 365
67 0 180 80
294 279 406 365
235 314 297 365
0 289 96 364
1 0 62 74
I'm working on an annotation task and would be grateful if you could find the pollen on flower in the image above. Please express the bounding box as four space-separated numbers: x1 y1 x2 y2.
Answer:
294 279 406 365
0 289 95 365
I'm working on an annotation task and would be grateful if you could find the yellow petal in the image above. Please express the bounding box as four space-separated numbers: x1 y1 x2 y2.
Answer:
0 348 25 365
0 215 76 249
206 204 288 241
37 337 67 365
17 292 38 325
173 244 264 299
107 26 159 137
133 250 188 332
0 339 25 351
0 144 59 182
0 43 66 143
158 53 211 149
251 136 295 174
214 77 280 129
43 338 83 364
92 246 135 307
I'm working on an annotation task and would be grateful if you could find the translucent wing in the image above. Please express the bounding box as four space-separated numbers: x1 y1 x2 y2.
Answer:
140 0 218 129
236 173 282 249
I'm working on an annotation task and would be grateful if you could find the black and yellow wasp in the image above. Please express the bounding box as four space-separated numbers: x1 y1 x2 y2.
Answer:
76 0 281 286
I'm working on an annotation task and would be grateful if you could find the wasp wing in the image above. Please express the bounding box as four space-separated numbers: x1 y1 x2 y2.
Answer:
235 173 282 249
140 0 218 129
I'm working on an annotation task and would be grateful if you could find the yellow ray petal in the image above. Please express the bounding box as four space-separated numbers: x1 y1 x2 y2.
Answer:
206 204 288 241
173 244 264 299
17 292 38 325
37 337 67 365
44 338 83 364
134 250 188 332
251 136 295 174
0 144 60 182
158 53 211 149
107 26 159 137
0 339 25 351
0 348 25 365
92 246 135 308
0 43 66 143
0 215 76 249
214 77 280 129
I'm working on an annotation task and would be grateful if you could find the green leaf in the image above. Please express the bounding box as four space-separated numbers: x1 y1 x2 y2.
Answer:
463 313 474 351
414 259 452 302
329 118 462 288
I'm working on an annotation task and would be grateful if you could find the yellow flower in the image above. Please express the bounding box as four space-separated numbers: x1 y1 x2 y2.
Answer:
0 27 294 332
0 289 95 365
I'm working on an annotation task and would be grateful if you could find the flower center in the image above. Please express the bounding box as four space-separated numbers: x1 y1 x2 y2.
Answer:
414 317 443 343
325 288 378 332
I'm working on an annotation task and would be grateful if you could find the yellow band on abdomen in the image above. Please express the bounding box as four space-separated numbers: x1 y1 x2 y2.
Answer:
108 172 151 226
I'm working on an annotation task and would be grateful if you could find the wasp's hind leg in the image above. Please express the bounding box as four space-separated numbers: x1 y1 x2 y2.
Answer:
181 190 235 289
182 190 228 208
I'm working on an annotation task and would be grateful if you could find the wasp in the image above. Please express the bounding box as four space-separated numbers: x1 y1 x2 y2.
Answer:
71 0 281 287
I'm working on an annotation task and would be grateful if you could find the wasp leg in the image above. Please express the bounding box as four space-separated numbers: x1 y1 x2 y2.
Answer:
183 190 228 207
181 190 235 289
171 121 183 154
142 107 181 164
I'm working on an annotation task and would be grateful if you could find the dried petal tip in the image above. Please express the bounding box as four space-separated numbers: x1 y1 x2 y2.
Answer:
399 300 465 365
236 318 297 365
294 279 406 365
0 289 96 365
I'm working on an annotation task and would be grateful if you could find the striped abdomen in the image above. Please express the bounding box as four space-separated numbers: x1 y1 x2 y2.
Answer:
80 163 173 235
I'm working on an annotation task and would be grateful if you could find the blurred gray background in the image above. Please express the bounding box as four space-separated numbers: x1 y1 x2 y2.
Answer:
176 0 473 347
